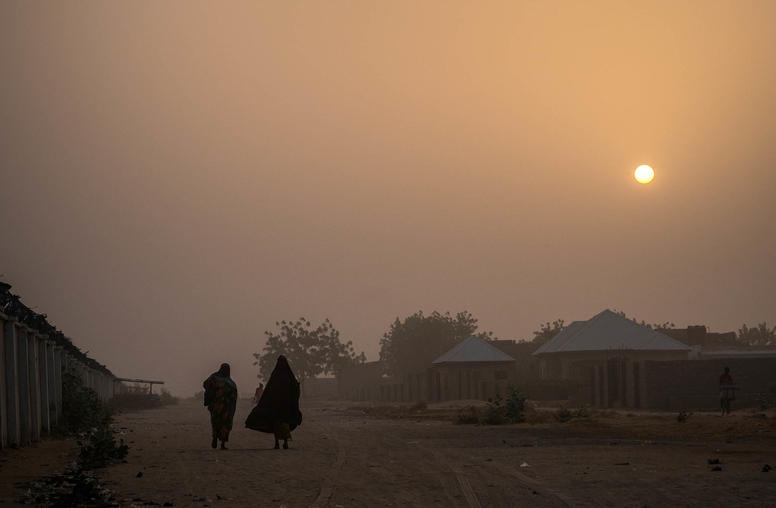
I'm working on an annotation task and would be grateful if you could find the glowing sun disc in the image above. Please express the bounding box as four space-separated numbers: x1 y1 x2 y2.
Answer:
634 164 654 184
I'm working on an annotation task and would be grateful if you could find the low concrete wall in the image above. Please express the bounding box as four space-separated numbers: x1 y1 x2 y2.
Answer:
1 289 117 449
644 357 776 410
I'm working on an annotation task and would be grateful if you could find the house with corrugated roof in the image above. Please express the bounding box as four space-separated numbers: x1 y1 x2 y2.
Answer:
429 336 517 401
533 309 691 407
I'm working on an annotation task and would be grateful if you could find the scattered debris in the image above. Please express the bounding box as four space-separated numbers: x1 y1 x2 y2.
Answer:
677 411 692 422
19 464 117 507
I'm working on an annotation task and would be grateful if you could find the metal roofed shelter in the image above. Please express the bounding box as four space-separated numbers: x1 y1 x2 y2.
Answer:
430 336 517 402
533 309 691 408
114 378 165 396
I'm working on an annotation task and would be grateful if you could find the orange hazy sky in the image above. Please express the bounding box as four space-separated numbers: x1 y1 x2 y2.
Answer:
1 1 774 394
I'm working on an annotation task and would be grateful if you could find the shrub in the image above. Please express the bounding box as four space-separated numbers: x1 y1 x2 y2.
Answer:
504 386 527 423
60 370 113 435
456 406 480 424
572 407 590 418
483 396 508 425
523 404 551 424
469 386 529 425
60 368 129 469
78 427 129 469
554 406 590 423
410 401 427 412
554 406 573 423
677 410 691 422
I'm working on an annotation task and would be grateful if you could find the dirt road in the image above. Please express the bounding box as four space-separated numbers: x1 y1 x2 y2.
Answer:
97 399 776 507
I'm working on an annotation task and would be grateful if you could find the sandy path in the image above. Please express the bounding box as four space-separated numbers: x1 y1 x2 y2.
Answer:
0 438 77 506
99 400 776 507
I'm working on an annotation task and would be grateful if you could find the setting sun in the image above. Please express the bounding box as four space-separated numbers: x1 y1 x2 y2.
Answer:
634 164 655 184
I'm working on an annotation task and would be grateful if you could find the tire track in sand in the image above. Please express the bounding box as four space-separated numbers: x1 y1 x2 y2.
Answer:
421 443 572 508
308 424 345 508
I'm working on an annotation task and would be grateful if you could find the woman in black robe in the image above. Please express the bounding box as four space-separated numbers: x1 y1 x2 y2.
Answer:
245 355 302 449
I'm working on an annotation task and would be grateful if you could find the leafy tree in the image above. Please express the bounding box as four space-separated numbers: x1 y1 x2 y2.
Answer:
737 322 776 346
531 319 565 346
379 310 493 375
254 318 365 384
612 310 674 330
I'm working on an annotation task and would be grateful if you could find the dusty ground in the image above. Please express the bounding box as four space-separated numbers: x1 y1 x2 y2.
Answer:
4 399 776 507
0 437 77 505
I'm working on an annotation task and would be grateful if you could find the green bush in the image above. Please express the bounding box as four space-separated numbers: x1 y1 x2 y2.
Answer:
455 406 480 424
572 407 590 418
60 370 113 434
60 368 129 468
554 406 590 423
504 386 527 423
78 427 129 469
554 406 573 422
482 386 528 425
483 396 508 425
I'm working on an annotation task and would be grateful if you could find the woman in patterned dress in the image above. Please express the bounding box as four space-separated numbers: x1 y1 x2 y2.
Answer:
203 363 238 449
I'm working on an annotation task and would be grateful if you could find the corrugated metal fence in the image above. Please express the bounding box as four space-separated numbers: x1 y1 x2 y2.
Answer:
1 281 115 448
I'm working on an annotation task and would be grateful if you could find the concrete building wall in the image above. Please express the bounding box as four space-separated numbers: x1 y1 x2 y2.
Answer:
0 317 6 448
28 332 40 441
46 344 57 427
429 362 517 402
17 327 31 446
537 350 689 408
2 319 19 447
337 360 519 403
38 339 50 433
0 284 118 450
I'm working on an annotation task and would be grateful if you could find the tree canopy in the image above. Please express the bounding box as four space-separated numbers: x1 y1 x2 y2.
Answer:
379 310 493 375
530 319 565 347
254 317 365 383
612 310 675 330
737 322 776 346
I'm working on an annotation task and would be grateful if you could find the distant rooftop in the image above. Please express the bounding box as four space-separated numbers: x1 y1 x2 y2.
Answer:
533 309 691 355
433 336 515 364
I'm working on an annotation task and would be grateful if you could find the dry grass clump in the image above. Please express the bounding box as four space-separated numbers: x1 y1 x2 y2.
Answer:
354 402 440 420
456 387 527 425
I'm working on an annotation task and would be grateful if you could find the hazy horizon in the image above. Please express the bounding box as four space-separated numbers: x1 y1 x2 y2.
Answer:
2 1 774 395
